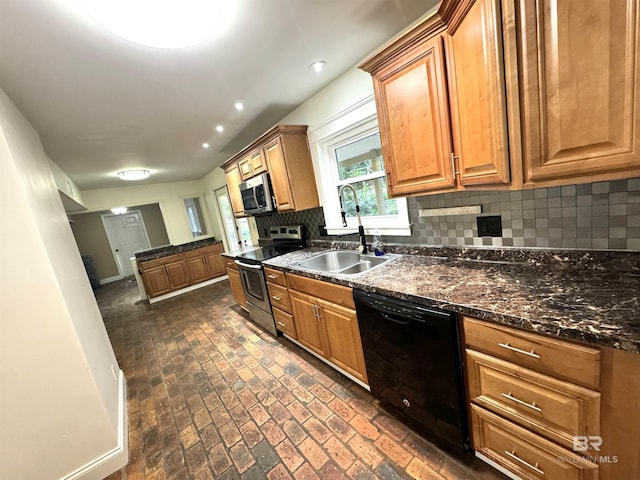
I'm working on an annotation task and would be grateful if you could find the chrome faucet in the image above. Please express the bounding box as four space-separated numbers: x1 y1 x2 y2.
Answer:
338 184 367 254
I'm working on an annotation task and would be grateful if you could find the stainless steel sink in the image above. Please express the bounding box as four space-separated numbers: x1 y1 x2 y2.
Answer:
295 250 396 275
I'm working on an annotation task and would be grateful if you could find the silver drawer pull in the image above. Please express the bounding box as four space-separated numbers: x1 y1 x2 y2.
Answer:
501 392 542 412
498 342 541 359
277 321 286 327
272 295 281 301
504 450 544 475
267 274 278 279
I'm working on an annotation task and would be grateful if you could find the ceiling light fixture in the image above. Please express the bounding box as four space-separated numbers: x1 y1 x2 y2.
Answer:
309 61 327 73
80 0 222 49
111 207 128 215
234 102 244 111
216 125 224 133
117 169 150 181
202 142 210 149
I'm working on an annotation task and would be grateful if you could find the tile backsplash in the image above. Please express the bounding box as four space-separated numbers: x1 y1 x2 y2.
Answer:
255 177 640 251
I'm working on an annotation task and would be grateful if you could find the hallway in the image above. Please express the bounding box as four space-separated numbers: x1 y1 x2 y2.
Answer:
98 278 503 479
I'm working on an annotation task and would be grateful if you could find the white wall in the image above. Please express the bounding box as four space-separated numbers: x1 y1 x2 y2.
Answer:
0 88 126 479
81 179 222 246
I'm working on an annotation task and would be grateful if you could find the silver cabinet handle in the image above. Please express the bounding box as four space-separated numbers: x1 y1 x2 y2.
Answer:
316 305 322 320
498 342 541 359
277 321 286 327
267 274 278 279
501 392 542 412
272 295 281 301
312 304 320 320
504 450 544 475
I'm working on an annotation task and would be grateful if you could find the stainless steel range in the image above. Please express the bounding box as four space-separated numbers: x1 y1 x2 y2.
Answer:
234 225 306 336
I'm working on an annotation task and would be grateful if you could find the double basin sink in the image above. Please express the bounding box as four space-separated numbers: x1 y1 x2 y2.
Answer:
295 250 396 276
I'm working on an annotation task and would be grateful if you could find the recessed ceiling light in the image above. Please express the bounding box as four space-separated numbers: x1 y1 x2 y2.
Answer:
80 0 222 49
216 125 224 133
309 61 327 73
111 207 128 215
234 102 244 111
202 142 210 149
117 169 150 181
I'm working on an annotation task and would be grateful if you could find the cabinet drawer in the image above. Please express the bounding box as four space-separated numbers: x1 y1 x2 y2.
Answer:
466 349 600 449
471 405 598 480
463 317 600 389
267 283 291 313
264 267 286 286
286 273 355 309
223 257 238 271
139 253 184 270
184 243 222 258
274 308 297 339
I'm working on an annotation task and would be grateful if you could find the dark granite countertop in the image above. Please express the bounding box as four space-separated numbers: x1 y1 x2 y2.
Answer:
263 247 640 354
135 237 221 262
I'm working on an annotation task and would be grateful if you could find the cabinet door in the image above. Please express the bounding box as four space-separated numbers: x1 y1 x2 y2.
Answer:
447 0 511 187
519 0 640 186
373 35 455 195
264 137 295 212
165 260 190 290
224 163 246 217
142 265 171 298
186 256 209 284
227 268 248 310
289 290 329 357
317 299 368 384
205 251 225 279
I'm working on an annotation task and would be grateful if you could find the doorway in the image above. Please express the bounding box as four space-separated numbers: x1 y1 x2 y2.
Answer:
101 210 151 277
215 186 241 251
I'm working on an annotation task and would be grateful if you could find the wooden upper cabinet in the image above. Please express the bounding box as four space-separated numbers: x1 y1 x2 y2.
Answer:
264 136 295 211
222 125 319 214
239 148 267 180
518 0 640 186
224 163 246 217
360 0 518 196
446 0 512 187
371 35 455 195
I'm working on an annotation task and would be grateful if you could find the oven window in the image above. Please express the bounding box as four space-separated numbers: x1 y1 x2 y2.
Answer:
242 269 266 301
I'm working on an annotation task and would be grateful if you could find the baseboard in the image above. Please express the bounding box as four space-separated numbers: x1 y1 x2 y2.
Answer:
149 275 229 304
100 275 123 285
61 370 129 480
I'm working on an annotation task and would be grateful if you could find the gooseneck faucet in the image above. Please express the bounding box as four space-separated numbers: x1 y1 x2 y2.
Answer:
338 184 368 254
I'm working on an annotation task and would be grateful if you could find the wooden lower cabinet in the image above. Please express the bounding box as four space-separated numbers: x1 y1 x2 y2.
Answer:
471 405 598 480
186 245 225 284
165 259 190 290
224 258 247 310
287 275 368 385
141 265 171 297
273 307 297 340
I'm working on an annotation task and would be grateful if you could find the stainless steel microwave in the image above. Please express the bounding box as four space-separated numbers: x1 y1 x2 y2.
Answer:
239 172 275 215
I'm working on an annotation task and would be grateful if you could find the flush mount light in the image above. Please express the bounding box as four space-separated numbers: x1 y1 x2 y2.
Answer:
111 207 128 215
309 61 327 73
117 169 150 181
234 102 244 111
216 125 224 133
80 0 222 49
202 142 210 149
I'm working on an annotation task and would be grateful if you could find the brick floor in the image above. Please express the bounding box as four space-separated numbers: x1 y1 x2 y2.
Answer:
99 278 505 479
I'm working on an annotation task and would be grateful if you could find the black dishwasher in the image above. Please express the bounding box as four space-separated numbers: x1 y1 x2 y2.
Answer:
354 289 469 454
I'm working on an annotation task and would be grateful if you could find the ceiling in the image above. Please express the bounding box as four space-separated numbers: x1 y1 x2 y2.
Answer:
0 0 438 190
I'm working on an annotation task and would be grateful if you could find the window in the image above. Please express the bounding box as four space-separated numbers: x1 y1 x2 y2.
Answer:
183 197 208 238
308 98 411 236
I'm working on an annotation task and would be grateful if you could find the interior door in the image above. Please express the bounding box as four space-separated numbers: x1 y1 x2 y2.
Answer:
101 211 151 277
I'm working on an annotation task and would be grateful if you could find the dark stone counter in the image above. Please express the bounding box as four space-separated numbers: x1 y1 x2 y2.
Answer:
263 245 640 354
135 237 221 262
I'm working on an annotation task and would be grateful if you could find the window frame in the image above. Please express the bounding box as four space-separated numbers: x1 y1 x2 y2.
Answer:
308 97 411 236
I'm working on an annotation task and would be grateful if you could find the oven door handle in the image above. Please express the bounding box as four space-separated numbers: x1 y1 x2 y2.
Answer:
235 260 263 270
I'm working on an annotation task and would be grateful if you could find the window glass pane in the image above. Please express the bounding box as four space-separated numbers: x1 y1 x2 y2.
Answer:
215 188 240 250
183 197 207 237
237 218 254 246
338 176 398 218
335 133 384 181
